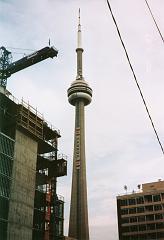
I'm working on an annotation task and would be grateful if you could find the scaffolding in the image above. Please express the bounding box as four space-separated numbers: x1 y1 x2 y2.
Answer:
17 100 43 139
33 144 67 240
33 114 67 240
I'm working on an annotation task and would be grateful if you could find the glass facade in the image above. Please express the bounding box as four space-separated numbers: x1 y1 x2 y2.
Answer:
0 132 14 240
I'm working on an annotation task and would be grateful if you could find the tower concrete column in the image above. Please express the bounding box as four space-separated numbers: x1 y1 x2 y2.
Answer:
67 9 92 240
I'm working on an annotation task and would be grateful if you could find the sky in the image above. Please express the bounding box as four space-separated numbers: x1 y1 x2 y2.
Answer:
1 0 164 239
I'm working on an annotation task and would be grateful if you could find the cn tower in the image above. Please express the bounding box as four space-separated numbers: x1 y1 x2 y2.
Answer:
67 9 92 240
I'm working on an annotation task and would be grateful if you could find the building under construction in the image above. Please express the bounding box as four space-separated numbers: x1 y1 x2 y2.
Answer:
0 88 67 240
0 44 67 239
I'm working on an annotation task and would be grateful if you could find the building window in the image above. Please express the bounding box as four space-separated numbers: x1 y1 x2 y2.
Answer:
120 199 128 206
129 208 136 214
58 221 63 236
137 206 144 213
122 217 129 224
147 223 155 230
121 208 128 215
136 196 144 204
153 194 161 202
140 235 147 240
130 225 138 232
155 213 163 220
138 224 146 231
157 232 164 238
156 222 164 229
145 205 153 212
138 215 145 222
132 236 138 240
147 233 156 239
128 198 136 205
154 204 162 211
122 226 130 233
123 236 130 240
58 203 63 218
144 195 152 203
161 193 164 200
146 214 154 221
130 216 137 223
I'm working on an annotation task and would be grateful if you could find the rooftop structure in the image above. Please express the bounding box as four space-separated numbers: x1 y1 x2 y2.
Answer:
117 180 164 240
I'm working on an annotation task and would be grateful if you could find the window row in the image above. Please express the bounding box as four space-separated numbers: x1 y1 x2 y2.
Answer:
120 193 164 206
123 222 164 233
122 231 164 240
122 213 164 224
121 204 163 215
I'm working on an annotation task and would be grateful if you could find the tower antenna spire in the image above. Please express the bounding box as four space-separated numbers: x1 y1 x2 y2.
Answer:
77 8 82 49
76 8 83 79
78 8 80 25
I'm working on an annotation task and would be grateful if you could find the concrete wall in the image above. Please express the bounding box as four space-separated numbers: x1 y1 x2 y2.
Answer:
142 180 164 192
7 130 38 240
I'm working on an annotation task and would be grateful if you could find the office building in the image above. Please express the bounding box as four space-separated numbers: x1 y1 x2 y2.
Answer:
117 180 164 240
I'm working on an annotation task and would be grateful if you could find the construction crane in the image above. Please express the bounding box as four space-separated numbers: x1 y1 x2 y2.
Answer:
0 45 58 88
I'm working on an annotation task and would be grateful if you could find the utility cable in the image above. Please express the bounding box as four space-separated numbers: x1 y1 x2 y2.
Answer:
144 0 164 43
11 52 26 55
106 0 164 156
6 46 35 52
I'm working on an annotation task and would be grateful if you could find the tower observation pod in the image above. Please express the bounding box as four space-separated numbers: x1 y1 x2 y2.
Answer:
67 9 92 240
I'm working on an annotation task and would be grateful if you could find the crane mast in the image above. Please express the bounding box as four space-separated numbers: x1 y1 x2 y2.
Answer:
0 46 58 88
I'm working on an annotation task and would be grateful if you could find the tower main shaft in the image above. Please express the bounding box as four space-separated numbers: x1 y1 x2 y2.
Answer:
67 9 92 240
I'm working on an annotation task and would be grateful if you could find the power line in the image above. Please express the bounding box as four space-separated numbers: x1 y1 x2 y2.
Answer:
106 0 164 156
144 0 164 43
6 46 35 52
12 52 26 55
5 47 35 59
